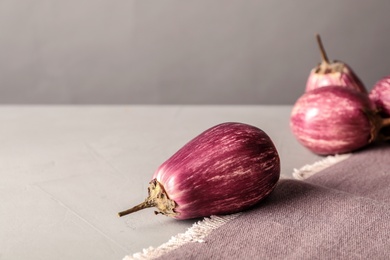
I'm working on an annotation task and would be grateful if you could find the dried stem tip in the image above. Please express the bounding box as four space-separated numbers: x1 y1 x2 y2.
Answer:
316 34 330 64
118 179 178 218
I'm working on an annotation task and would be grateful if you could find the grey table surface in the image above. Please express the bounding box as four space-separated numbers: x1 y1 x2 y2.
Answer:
0 105 321 260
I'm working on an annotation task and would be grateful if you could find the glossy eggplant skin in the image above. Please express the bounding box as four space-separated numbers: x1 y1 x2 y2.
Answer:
370 75 390 117
153 122 280 219
306 62 367 94
290 86 376 155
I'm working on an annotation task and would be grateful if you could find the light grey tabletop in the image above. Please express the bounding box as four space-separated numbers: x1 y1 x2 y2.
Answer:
0 105 321 260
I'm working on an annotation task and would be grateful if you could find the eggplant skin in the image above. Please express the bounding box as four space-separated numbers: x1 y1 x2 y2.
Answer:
306 62 367 94
153 122 280 219
370 75 390 117
290 86 375 155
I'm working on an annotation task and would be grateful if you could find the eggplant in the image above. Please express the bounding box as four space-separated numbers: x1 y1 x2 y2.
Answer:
118 122 280 220
306 34 367 94
290 86 390 155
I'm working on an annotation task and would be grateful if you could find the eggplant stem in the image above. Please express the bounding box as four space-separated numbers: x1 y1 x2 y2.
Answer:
381 117 390 128
316 34 330 64
378 117 390 142
118 179 178 218
378 134 390 142
118 201 155 217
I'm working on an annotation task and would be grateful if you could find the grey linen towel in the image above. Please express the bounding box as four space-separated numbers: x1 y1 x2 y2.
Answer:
156 144 390 260
305 143 390 203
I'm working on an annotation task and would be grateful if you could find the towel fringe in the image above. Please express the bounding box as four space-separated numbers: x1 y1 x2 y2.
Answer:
123 155 349 259
125 213 241 260
292 153 351 180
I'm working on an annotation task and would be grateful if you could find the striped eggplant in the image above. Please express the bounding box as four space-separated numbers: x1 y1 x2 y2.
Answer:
305 34 367 94
369 75 390 117
118 122 280 220
290 86 390 155
369 75 390 140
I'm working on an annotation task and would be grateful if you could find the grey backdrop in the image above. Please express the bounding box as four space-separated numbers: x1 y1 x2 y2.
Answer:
1 1 389 104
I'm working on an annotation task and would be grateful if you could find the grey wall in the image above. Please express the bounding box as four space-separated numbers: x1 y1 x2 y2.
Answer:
1 1 389 104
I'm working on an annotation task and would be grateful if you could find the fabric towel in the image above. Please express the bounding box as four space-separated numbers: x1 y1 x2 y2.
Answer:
127 143 390 260
304 143 390 203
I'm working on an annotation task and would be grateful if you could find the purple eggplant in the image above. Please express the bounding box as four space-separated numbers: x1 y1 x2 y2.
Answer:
290 86 390 155
370 75 390 117
369 75 390 140
306 34 367 94
118 122 280 220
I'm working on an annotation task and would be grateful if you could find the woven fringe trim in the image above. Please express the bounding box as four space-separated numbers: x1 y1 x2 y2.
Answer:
124 213 241 260
292 153 351 180
125 175 288 259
